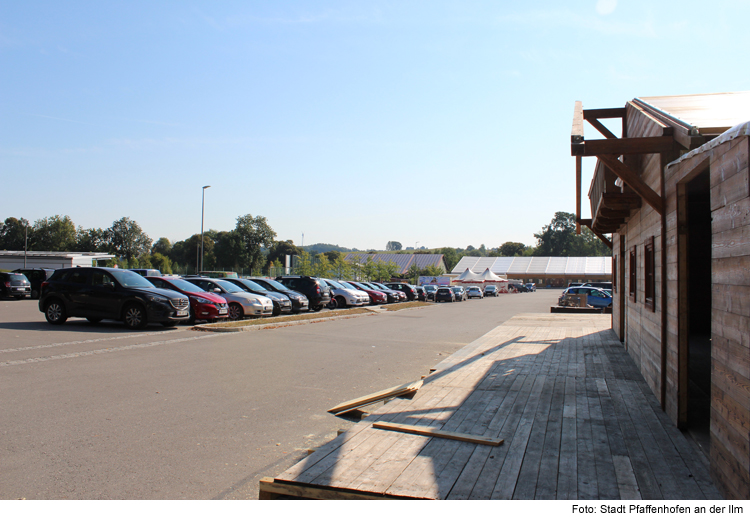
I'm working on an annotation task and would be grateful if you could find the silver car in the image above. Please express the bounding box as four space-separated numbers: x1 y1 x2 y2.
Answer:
184 277 274 320
467 286 484 299
324 279 369 308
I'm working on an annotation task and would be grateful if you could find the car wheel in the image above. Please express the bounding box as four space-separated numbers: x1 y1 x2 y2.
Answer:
123 303 147 329
312 304 323 312
336 296 347 309
45 300 67 325
327 298 337 310
87 317 102 324
272 304 281 316
187 308 197 325
161 321 178 327
228 303 243 321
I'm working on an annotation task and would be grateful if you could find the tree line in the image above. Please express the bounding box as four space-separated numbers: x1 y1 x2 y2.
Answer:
1 211 609 276
0 214 277 275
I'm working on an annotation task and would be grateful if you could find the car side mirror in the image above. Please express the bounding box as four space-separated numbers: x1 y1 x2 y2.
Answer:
102 282 115 290
213 288 222 294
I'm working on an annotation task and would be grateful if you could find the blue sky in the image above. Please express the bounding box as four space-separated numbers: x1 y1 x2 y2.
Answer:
2 1 749 251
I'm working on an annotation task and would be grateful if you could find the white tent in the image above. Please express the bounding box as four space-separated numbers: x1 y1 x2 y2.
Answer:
478 268 507 283
478 267 509 293
456 268 484 283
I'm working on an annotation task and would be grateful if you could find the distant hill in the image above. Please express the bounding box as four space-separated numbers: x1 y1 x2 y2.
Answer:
302 243 353 255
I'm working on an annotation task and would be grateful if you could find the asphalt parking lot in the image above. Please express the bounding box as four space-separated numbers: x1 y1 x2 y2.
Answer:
0 289 562 499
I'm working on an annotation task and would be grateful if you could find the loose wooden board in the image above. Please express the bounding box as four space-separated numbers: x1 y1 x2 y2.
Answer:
327 380 423 415
372 421 504 447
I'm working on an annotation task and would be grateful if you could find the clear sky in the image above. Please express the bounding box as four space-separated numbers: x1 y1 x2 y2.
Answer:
2 1 748 251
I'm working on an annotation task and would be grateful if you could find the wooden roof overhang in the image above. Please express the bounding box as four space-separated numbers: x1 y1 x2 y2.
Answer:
571 101 677 245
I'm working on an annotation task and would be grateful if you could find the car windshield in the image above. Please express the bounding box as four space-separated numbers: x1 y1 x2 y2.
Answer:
338 281 356 290
166 278 205 293
424 285 437 291
236 279 267 293
326 279 344 289
111 269 155 289
215 279 244 293
260 279 290 291
469 287 480 291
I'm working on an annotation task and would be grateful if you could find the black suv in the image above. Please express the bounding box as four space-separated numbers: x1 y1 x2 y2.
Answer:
384 282 418 301
13 268 54 299
1 272 32 299
39 267 190 329
247 277 310 314
275 276 331 311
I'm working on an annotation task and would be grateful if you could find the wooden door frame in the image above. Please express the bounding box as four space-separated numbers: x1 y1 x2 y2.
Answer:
676 159 711 428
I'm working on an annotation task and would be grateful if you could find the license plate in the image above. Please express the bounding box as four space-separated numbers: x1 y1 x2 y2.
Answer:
219 307 228 314
177 309 188 316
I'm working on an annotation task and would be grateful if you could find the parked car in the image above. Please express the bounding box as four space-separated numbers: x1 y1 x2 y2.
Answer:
130 269 162 277
345 281 388 305
467 286 484 299
39 267 190 328
558 286 612 308
525 283 537 292
1 271 32 299
145 276 228 324
13 268 54 299
275 276 332 312
484 285 499 297
246 277 310 314
384 282 419 301
415 286 427 301
183 277 273 320
323 279 369 308
369 282 406 302
423 284 438 301
362 282 401 303
451 286 467 301
435 287 456 303
224 278 293 316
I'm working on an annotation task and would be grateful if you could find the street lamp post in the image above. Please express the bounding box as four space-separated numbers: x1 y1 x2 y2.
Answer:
201 185 211 273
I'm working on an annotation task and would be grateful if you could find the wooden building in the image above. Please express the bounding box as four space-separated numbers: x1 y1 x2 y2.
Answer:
571 92 750 499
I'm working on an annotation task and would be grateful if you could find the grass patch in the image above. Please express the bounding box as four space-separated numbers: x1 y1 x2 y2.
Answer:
206 307 374 328
383 301 432 311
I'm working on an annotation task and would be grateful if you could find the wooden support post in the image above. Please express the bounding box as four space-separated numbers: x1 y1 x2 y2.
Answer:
576 156 582 234
596 154 664 215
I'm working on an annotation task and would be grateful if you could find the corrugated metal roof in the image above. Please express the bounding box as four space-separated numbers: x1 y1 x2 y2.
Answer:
451 256 612 276
636 92 750 133
413 254 445 269
507 257 533 274
344 252 445 275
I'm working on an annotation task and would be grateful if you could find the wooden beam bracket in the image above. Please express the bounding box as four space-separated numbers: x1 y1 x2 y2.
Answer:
596 154 663 215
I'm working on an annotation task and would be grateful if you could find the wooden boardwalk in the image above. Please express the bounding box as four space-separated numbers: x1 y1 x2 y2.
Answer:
260 314 721 500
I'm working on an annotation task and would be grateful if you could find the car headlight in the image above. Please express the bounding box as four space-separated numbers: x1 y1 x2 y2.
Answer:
145 294 168 304
195 297 211 304
250 299 262 306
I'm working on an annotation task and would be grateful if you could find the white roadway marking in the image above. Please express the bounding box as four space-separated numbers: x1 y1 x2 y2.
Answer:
0 330 179 355
0 334 223 367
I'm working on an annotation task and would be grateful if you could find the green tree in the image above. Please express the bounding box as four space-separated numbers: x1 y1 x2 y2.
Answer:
313 253 332 278
422 264 444 277
499 241 527 256
30 215 77 251
234 214 276 271
213 230 241 270
407 264 420 284
386 241 402 251
435 247 459 272
0 217 31 250
151 253 174 274
533 211 611 256
152 237 172 256
361 256 377 281
332 253 352 280
268 240 299 267
108 217 152 261
296 250 314 276
76 227 112 252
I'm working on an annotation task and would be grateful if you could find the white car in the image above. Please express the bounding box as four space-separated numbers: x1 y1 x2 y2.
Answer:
184 277 274 320
324 279 370 308
467 286 484 299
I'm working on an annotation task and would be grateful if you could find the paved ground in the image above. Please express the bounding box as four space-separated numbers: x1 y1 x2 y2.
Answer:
0 290 561 499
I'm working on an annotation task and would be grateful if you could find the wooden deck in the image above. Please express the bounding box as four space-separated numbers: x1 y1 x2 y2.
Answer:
260 314 721 500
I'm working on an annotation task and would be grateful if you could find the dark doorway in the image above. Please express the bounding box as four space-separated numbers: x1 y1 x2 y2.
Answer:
685 171 711 457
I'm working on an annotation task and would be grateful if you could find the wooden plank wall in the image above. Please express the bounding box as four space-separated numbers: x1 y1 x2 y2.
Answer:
665 135 750 499
618 104 667 402
707 136 750 499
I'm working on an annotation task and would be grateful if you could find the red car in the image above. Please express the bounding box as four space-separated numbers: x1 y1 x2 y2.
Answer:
146 276 229 324
345 281 387 305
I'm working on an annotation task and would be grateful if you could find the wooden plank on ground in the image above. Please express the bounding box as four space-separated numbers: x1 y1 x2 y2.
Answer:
372 422 504 447
327 379 423 415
